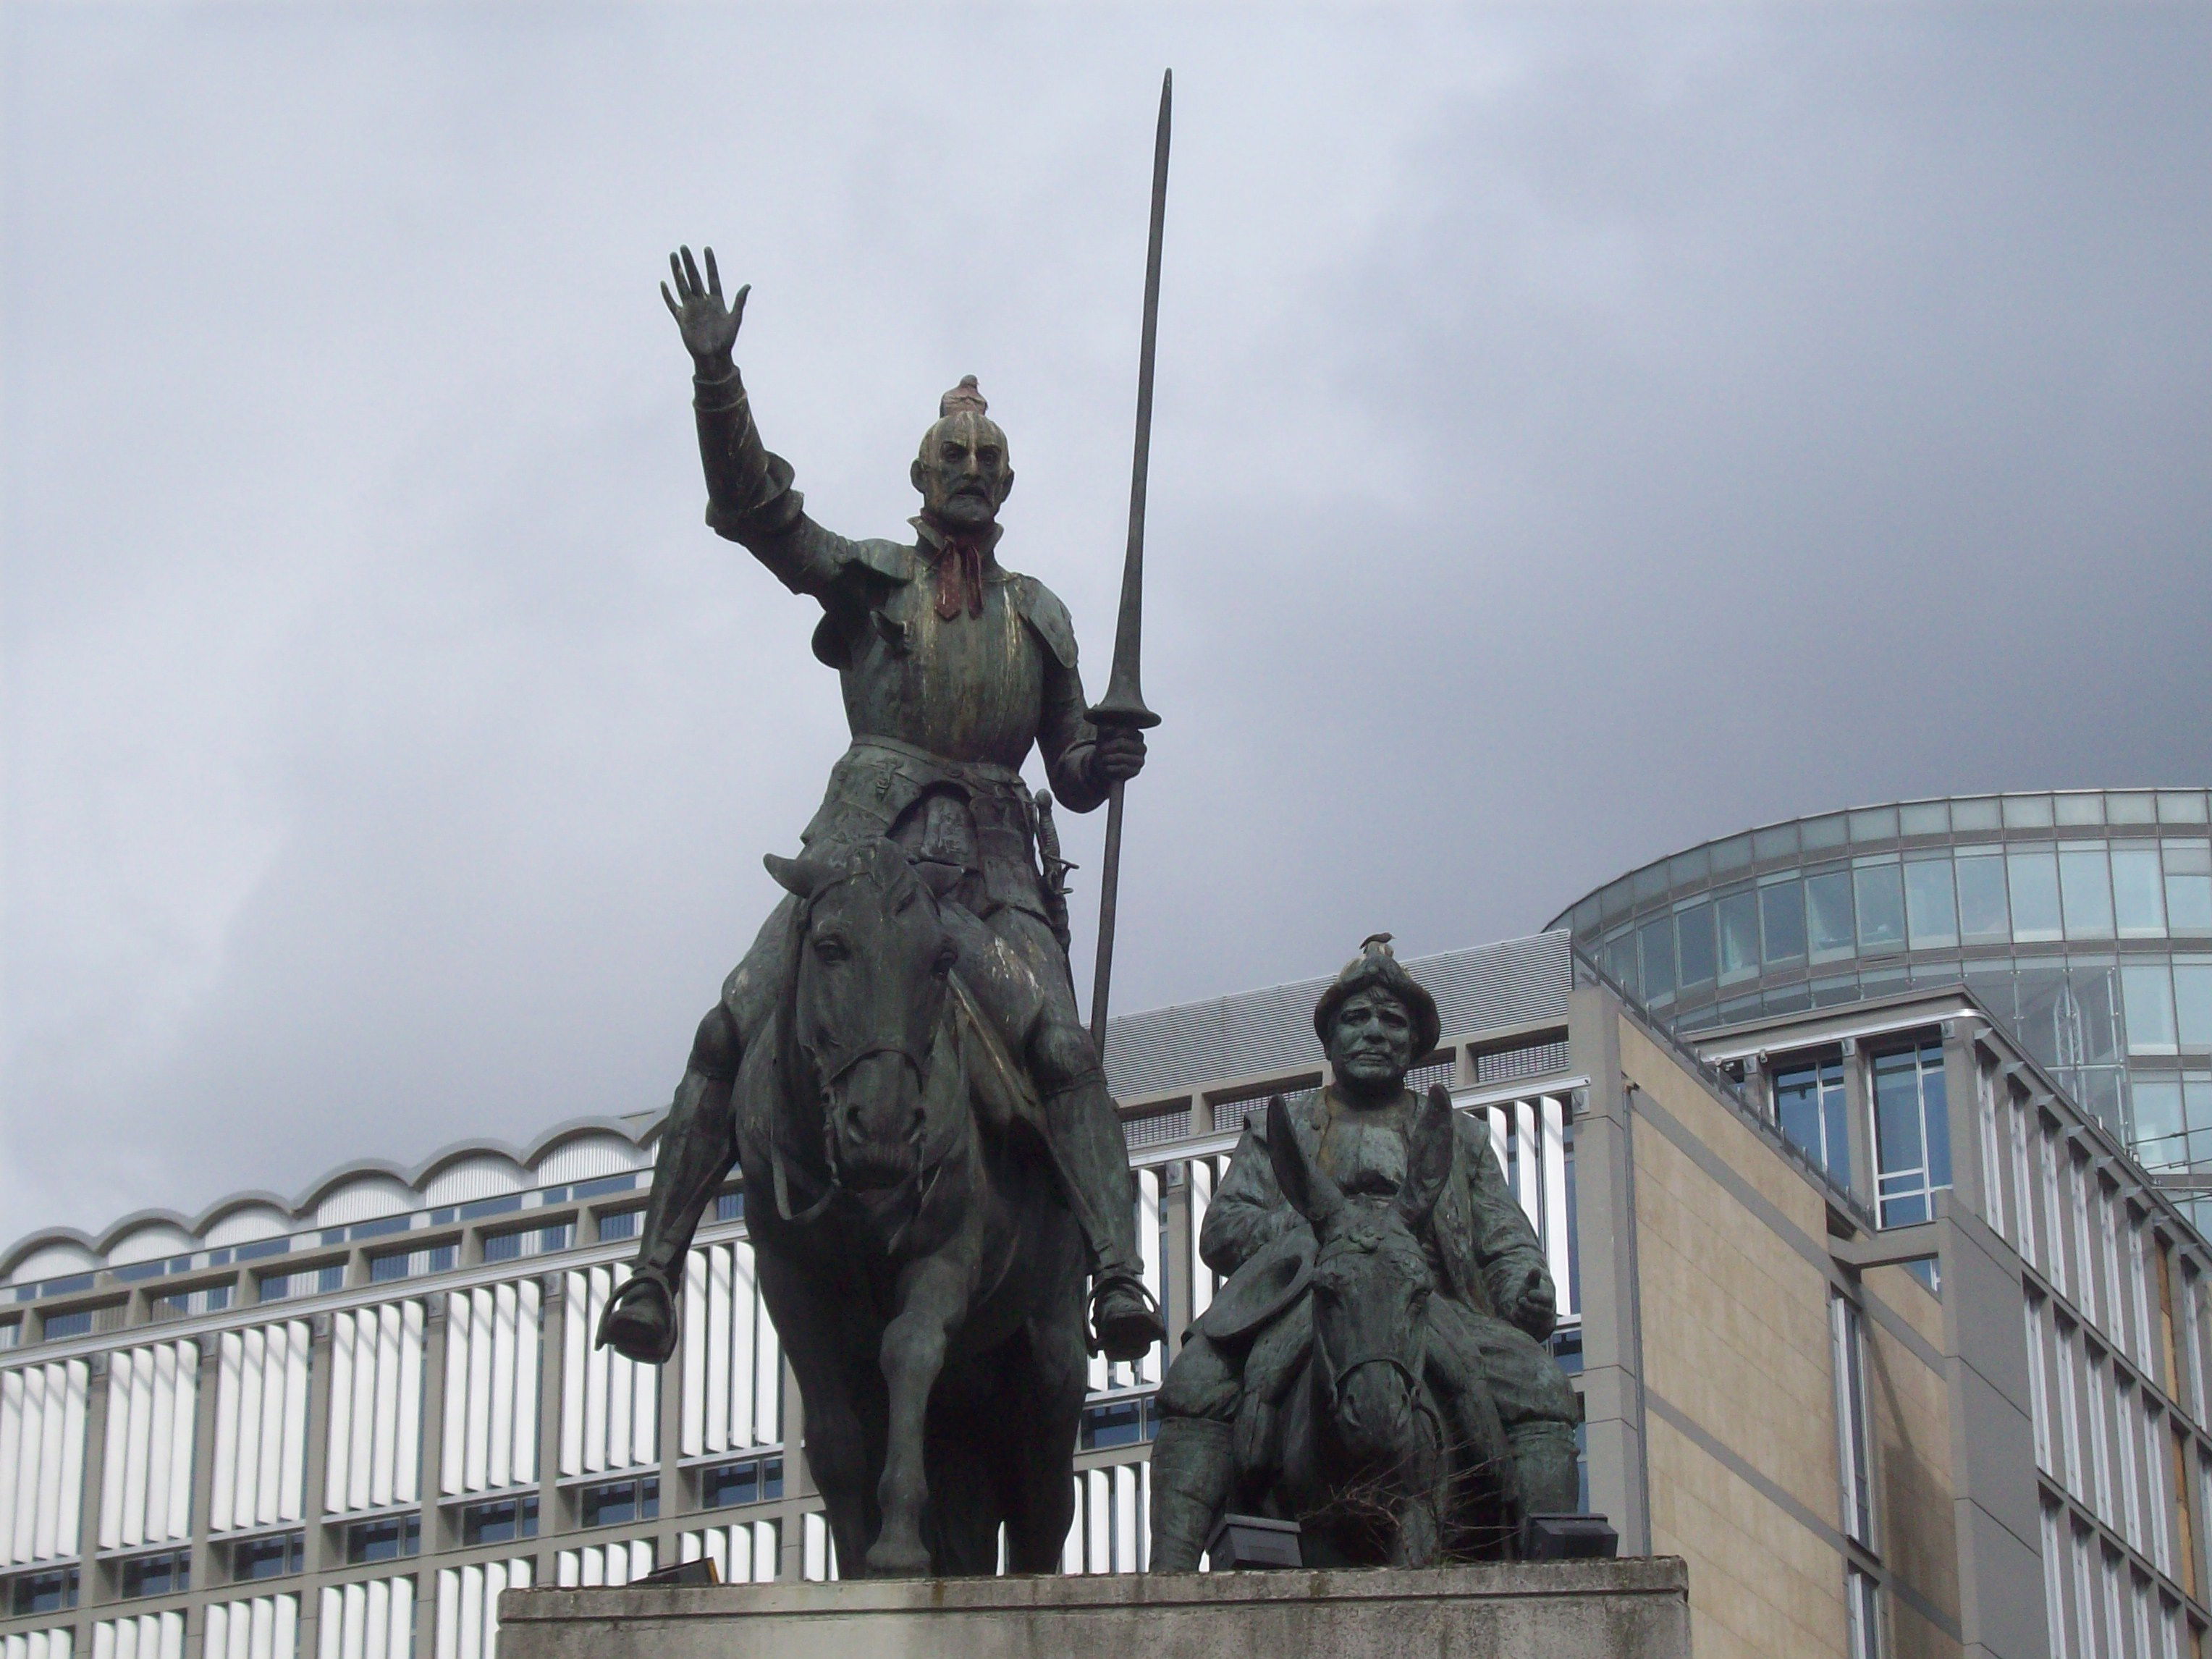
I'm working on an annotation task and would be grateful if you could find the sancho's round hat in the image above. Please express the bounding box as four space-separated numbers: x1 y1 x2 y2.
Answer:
1312 933 1441 1060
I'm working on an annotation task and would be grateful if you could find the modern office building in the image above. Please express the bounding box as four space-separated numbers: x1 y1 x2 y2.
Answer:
1548 790 2212 1209
7 929 2212 1658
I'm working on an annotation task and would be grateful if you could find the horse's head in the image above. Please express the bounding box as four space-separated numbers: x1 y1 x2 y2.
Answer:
767 837 959 1191
1267 1088 1453 1474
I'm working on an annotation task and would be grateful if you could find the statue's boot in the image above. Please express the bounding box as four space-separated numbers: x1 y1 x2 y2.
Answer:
1508 1421 1582 1516
596 1026 739 1364
1042 1072 1167 1362
1146 1418 1231 1573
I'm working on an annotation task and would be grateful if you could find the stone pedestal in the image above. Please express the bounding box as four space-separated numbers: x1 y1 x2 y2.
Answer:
499 1558 1689 1659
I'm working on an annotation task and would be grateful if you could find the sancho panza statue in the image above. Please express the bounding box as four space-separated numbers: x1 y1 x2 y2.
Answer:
597 248 1165 1367
1149 937 1582 1568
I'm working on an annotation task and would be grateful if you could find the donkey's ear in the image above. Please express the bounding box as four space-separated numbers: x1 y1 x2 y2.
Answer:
1399 1084 1456 1232
913 858 962 898
764 852 819 897
1267 1095 1343 1228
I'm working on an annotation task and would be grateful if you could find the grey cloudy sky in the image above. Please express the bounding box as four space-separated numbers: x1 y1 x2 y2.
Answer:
6 4 2211 1245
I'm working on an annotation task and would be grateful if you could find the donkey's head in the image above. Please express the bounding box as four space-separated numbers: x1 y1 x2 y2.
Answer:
1267 1088 1453 1474
767 837 958 1189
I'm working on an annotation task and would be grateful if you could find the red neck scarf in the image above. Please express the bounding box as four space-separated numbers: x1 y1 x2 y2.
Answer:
928 532 989 621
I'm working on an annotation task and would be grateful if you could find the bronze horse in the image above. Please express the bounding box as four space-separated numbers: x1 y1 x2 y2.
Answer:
737 835 1091 1576
1255 1089 1513 1565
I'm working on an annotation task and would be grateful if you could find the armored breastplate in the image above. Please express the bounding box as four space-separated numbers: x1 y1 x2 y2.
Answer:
839 572 1045 769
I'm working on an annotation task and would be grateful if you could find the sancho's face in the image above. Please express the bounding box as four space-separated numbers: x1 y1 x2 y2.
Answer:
911 410 1013 533
1326 987 1417 1096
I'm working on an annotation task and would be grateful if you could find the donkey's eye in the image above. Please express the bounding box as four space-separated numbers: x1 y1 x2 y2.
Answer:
815 936 850 963
933 943 957 976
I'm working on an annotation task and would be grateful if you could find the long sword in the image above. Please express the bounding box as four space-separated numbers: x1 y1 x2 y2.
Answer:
1087 69 1171 1053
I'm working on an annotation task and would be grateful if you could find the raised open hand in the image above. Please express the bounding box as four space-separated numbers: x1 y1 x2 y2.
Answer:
661 246 747 370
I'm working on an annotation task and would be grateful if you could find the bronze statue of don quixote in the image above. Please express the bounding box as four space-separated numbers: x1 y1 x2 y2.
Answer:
601 72 1580 1579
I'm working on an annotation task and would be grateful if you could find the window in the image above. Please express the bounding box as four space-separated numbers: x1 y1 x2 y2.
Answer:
1773 1055 1850 1181
2174 963 2212 1049
701 1459 784 1510
1761 879 1807 963
1854 864 1906 953
1638 916 1675 1002
1675 902 1715 990
460 1496 538 1546
2124 965 2178 1055
1956 853 2010 943
2135 1080 2186 1170
259 1264 345 1302
2060 846 2115 940
2113 847 2166 937
483 1224 574 1262
597 1210 643 1242
40 1310 93 1340
1832 1293 1875 1547
1847 1565 1883 1659
581 1477 659 1529
1808 871 1856 961
2166 843 2212 932
344 1516 420 1564
232 1532 304 1581
1081 1396 1162 1450
1718 890 1759 982
1872 1040 1951 1227
121 1550 190 1599
368 1245 456 1283
714 1190 745 1223
2009 850 2063 942
1904 858 1957 949
9 1567 77 1615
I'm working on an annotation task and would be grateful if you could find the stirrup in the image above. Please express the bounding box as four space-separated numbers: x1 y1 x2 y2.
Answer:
1089 1273 1165 1362
596 1270 679 1364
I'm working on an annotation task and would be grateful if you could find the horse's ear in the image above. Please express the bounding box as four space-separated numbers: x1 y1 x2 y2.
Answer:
1267 1095 1343 1228
764 852 819 898
1399 1084 1456 1232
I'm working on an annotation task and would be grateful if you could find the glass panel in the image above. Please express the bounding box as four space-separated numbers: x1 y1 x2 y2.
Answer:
1752 824 1799 862
1760 879 1807 963
2107 792 2156 825
1638 916 1675 1001
2071 966 2121 1064
1631 864 1668 904
1854 864 1907 953
1807 871 1856 961
1872 1041 1951 1227
1899 801 1950 837
1668 847 1710 887
2187 1077 2212 1163
1849 807 1899 843
1956 853 2010 944
1710 835 1752 874
2124 964 2178 1053
1904 858 1959 949
1802 814 1848 850
2166 843 2212 932
1718 891 1760 982
1951 797 2001 831
1604 931 1639 997
2133 1079 2185 1169
1675 902 1715 989
1773 1058 1850 1180
2111 847 2166 937
2008 850 2063 942
2014 969 2069 1070
2174 963 2212 1048
2054 794 2106 827
2059 846 2114 940
2003 795 2056 829
2159 792 2210 824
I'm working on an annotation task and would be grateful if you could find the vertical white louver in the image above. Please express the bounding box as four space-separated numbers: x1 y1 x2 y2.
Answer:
560 1267 657 1477
1089 1167 1168 1397
316 1576 415 1659
205 1595 300 1659
97 1341 197 1550
1464 1093 1577 1325
1184 1156 1223 1327
1 1631 71 1659
211 1323 311 1533
440 1283 541 1496
90 1614 183 1659
553 1539 653 1586
679 1521 778 1584
324 1303 424 1515
0 1359 89 1566
1060 1459 1147 1574
434 1558 531 1659
679 1243 780 1458
798 1513 837 1582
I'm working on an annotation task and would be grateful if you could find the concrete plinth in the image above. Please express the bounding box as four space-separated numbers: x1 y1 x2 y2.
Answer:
499 1558 1689 1659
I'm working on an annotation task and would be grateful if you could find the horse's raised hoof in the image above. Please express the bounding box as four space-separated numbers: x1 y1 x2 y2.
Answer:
596 1273 677 1364
864 1539 932 1578
1092 1278 1166 1363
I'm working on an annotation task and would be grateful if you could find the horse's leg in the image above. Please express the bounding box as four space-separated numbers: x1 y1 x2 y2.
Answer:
1002 1217 1088 1574
867 1255 967 1576
754 1249 877 1575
